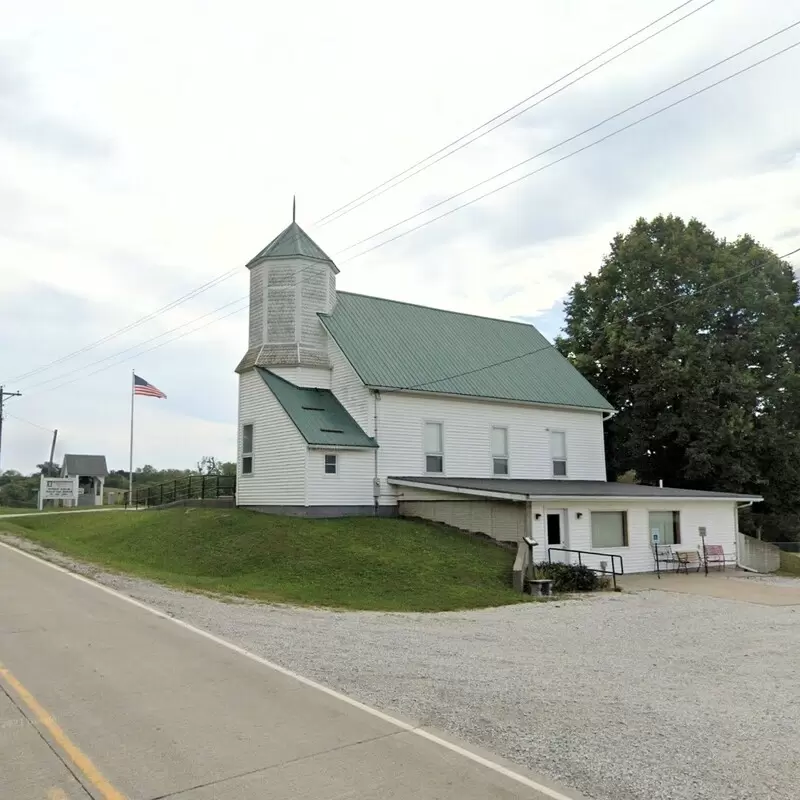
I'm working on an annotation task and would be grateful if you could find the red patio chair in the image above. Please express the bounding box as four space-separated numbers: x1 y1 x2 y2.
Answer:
703 544 729 571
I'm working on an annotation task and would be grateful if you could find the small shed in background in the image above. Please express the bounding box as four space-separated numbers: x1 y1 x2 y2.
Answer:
61 454 109 507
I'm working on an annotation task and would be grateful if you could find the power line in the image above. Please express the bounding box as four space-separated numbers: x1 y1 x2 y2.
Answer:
315 0 713 227
403 246 800 390
10 21 796 395
5 413 53 433
339 23 800 257
0 3 718 390
30 303 249 398
342 35 800 264
1 266 241 385
8 229 317 390
20 295 249 393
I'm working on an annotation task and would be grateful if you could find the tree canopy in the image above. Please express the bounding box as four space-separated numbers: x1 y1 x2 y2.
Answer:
558 215 800 539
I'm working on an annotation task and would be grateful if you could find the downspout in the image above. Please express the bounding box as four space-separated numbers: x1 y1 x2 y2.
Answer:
372 390 380 516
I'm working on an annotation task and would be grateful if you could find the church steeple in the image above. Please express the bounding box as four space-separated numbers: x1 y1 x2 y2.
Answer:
245 220 338 272
236 214 338 375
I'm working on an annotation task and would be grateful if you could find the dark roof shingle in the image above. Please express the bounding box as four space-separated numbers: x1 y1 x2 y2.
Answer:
62 454 108 477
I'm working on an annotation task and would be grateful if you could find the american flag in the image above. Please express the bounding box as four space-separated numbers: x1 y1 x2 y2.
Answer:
133 374 167 399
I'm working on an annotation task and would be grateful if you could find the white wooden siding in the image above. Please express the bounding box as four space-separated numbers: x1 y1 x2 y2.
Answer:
306 449 375 505
376 391 606 503
529 499 738 572
398 490 739 572
267 366 332 388
236 370 307 505
329 338 373 433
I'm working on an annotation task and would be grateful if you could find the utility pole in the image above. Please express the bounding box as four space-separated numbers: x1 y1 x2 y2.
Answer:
48 429 59 476
0 386 22 473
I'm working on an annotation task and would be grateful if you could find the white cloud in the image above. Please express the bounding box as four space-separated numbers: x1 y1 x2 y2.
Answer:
1 0 799 471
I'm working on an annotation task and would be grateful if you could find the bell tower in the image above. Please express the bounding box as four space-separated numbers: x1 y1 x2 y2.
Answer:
236 209 338 381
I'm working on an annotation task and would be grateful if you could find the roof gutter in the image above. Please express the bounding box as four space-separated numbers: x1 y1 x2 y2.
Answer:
366 387 613 415
388 479 529 502
387 479 763 504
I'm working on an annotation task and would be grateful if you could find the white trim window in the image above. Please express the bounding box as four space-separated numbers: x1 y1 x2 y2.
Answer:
491 426 509 476
241 423 254 475
324 453 338 475
591 511 628 548
424 421 444 473
550 430 567 477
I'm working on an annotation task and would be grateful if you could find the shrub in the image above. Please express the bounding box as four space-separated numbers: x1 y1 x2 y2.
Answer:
532 561 599 592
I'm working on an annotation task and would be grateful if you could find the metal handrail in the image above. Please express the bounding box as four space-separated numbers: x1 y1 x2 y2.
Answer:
125 474 236 509
547 547 624 591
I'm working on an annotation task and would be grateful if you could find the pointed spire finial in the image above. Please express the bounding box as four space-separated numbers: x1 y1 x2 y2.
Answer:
292 195 296 223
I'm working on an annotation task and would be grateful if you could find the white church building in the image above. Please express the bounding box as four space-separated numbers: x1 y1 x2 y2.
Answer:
235 217 761 571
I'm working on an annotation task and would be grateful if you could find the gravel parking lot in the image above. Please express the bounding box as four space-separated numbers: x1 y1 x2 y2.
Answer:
5 536 800 800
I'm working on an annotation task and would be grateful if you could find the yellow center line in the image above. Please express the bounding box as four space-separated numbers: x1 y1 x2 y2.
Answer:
0 661 126 800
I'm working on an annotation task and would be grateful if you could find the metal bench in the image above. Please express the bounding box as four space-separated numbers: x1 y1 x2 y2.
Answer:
675 549 702 574
654 544 678 572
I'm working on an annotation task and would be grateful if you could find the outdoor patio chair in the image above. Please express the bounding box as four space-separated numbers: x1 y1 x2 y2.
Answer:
703 544 729 571
654 544 678 571
675 549 702 574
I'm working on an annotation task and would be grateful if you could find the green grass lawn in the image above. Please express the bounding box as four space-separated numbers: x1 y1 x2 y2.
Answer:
0 508 524 612
0 507 41 515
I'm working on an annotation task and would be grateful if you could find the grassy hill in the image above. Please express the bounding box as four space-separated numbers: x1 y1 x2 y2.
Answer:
0 508 523 612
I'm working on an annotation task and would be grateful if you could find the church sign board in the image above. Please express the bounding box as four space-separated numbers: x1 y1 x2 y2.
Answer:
38 476 79 510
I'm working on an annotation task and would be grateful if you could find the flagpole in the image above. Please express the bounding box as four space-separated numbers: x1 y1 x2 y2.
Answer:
129 369 135 506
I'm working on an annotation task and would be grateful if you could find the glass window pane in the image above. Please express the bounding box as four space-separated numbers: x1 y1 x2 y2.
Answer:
550 431 566 459
242 456 253 475
649 511 679 545
426 454 443 473
324 454 337 474
491 427 508 457
493 457 508 475
424 422 442 453
591 511 627 548
553 460 567 477
242 424 253 454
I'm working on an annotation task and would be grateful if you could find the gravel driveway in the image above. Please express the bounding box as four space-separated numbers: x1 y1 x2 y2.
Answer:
4 536 799 800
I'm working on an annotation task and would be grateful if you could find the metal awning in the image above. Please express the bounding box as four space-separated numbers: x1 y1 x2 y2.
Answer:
388 476 762 503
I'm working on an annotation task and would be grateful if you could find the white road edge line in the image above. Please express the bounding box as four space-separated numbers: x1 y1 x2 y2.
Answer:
0 540 577 800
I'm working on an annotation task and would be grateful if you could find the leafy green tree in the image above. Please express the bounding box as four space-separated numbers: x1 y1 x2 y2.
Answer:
558 215 800 539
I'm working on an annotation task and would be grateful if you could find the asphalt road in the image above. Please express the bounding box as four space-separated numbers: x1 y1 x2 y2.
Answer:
0 543 581 800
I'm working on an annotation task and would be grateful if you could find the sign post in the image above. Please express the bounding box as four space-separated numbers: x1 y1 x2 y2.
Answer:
699 526 708 576
38 476 78 510
651 529 661 578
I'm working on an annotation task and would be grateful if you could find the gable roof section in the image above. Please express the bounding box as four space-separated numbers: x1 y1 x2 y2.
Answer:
246 221 338 270
62 454 108 477
319 292 613 411
257 368 377 448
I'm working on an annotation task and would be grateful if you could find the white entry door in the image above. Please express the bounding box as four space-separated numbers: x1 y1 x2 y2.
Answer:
546 510 570 563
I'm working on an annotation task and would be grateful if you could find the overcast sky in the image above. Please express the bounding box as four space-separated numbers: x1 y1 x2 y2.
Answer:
1 0 799 473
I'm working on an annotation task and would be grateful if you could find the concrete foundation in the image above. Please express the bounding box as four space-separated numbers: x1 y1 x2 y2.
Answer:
239 504 398 518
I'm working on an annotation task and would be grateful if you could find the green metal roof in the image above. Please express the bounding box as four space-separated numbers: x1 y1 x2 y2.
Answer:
246 222 337 269
319 292 613 411
257 368 377 448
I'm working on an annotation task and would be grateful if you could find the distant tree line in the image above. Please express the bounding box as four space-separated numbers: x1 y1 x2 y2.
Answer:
0 456 235 508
